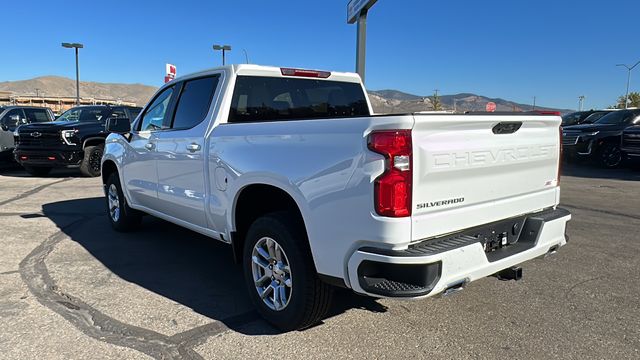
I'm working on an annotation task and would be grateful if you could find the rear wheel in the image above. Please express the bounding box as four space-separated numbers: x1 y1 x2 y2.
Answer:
23 166 52 177
598 143 623 168
242 212 333 331
80 145 104 177
105 172 141 232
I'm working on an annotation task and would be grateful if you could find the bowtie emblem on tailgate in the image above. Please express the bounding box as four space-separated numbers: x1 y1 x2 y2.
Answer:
492 122 522 134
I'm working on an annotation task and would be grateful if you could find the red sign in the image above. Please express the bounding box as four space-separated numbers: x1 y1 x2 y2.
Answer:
486 102 497 112
164 63 177 83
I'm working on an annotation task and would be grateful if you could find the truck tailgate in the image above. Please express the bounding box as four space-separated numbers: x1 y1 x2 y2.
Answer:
411 114 561 242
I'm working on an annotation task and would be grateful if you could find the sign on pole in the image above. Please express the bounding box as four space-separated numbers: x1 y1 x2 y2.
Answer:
486 102 497 112
164 64 177 83
347 0 378 83
348 0 378 23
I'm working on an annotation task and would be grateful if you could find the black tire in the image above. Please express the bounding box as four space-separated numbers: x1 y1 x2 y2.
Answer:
80 145 104 177
242 211 333 331
105 172 141 232
598 143 623 168
24 166 52 177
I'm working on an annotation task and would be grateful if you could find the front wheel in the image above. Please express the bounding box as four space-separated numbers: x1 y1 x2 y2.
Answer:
243 212 333 331
105 172 141 232
24 166 52 177
599 143 623 168
80 145 104 177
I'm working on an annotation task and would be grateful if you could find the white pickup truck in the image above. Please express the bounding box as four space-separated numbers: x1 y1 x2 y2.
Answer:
101 65 571 330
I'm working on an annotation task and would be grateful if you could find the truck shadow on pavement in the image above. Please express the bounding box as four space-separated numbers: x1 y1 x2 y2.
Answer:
41 197 387 336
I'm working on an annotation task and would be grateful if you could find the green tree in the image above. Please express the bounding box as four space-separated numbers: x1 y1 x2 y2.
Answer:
615 92 640 108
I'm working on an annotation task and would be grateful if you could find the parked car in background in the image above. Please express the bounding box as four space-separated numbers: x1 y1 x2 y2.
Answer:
562 108 640 167
101 64 570 330
0 106 55 160
561 110 614 126
621 125 640 160
14 105 142 176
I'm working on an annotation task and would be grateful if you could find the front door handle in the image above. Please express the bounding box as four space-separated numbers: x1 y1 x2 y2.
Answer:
145 142 155 150
186 143 201 153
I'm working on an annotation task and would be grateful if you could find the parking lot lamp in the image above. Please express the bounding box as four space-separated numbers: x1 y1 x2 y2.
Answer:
616 60 640 109
213 45 232 66
61 42 84 105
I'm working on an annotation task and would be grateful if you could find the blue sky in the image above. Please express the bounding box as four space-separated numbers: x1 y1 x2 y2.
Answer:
2 0 639 109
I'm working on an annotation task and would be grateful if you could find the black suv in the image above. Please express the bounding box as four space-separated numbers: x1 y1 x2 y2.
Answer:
14 105 142 176
562 109 640 168
0 106 55 160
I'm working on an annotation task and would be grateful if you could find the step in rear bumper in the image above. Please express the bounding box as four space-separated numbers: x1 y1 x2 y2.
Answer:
347 208 571 298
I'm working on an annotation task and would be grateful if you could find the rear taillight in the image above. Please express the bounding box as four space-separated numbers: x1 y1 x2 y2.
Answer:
280 68 331 78
368 130 412 217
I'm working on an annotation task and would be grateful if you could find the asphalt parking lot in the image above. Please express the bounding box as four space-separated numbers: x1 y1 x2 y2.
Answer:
0 162 639 360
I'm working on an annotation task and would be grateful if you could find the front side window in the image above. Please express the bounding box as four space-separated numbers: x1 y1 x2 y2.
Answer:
228 76 369 123
171 76 219 130
139 87 174 131
24 108 51 123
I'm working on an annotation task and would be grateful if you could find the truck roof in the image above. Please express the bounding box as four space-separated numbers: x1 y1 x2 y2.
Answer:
172 64 363 84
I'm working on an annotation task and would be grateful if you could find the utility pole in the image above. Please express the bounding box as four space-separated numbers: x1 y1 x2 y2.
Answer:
213 44 232 66
578 95 585 111
616 60 640 109
62 42 84 105
532 96 537 111
35 88 40 97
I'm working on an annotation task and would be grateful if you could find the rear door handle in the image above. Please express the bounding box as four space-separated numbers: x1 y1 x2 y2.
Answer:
145 142 155 150
186 143 201 153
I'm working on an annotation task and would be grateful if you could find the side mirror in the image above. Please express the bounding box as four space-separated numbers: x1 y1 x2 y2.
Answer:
106 117 131 134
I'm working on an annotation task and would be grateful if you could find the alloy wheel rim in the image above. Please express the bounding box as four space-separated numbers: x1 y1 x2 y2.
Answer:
603 147 621 167
251 237 293 311
108 184 120 222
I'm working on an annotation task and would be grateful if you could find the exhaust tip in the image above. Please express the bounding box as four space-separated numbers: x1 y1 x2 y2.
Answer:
442 279 468 296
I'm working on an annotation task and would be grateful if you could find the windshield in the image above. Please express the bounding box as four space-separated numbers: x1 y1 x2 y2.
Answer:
582 112 608 124
594 110 638 125
57 107 111 122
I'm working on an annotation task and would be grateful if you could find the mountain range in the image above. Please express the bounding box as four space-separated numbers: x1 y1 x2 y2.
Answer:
0 76 571 114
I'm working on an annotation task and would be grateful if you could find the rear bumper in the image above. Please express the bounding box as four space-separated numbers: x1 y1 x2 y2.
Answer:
347 208 571 298
14 149 84 168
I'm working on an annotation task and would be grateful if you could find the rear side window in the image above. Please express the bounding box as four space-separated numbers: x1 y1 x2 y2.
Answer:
228 76 370 123
24 108 51 123
171 76 219 130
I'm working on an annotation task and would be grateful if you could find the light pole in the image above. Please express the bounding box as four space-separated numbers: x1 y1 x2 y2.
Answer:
213 45 231 66
532 96 537 111
62 42 83 105
616 60 640 109
578 95 585 111
242 49 249 64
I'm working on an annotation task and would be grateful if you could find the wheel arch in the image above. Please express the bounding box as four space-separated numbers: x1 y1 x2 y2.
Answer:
231 183 312 266
83 137 106 149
